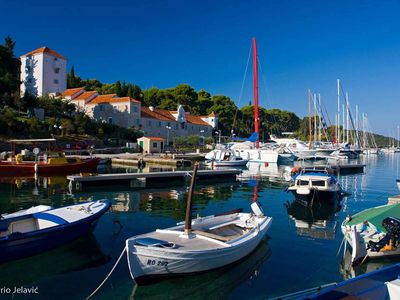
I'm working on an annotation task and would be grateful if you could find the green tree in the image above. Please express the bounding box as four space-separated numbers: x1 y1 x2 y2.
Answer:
115 80 122 96
170 84 197 112
208 95 238 135
0 35 20 105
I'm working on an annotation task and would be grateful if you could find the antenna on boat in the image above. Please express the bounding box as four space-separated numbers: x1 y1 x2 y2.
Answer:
184 161 199 236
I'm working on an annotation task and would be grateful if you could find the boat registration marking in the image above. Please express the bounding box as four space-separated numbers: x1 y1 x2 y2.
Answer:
147 259 169 267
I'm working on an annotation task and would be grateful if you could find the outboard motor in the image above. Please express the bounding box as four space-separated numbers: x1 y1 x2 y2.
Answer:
368 217 400 252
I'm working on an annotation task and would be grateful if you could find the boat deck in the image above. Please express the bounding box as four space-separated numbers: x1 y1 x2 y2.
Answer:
132 230 230 251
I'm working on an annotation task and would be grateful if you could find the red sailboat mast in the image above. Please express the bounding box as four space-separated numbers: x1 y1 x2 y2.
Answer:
252 37 260 149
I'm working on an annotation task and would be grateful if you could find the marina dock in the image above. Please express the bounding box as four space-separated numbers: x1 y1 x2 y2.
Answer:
67 169 241 191
316 163 366 175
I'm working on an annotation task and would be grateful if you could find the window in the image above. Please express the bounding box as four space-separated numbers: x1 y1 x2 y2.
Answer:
99 105 105 111
54 57 58 61
54 79 59 84
108 117 113 124
312 180 326 187
153 142 158 148
133 106 138 112
54 68 60 74
148 120 152 127
299 180 309 186
175 124 178 130
158 122 161 127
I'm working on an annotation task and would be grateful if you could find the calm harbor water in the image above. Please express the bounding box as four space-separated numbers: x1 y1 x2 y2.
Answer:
1 155 400 299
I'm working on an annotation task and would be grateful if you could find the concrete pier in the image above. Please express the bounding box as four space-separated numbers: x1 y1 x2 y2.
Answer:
67 169 242 191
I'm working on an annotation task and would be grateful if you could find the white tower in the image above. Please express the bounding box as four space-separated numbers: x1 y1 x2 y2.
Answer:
20 47 67 97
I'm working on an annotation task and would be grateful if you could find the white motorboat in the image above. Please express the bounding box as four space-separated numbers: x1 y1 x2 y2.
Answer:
229 142 279 163
271 137 318 158
205 149 249 166
125 161 272 283
341 203 400 266
287 167 342 202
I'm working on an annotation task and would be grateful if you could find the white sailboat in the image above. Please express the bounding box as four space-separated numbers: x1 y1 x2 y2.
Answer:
225 38 279 163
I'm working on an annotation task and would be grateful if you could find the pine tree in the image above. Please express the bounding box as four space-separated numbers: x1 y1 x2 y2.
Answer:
115 80 122 96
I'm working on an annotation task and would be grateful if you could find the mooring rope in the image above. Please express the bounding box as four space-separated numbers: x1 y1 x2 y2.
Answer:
86 245 127 300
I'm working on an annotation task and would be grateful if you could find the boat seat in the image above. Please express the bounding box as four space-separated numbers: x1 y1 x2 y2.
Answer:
135 237 176 248
0 214 35 232
193 230 238 242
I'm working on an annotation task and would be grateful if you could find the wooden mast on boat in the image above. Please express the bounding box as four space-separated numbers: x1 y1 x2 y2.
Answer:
184 161 199 235
253 37 260 149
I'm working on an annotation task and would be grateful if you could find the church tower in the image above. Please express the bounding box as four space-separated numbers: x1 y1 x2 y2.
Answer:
20 47 67 97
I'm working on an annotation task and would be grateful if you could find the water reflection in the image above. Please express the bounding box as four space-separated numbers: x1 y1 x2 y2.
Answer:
340 250 400 280
285 198 341 240
0 234 109 287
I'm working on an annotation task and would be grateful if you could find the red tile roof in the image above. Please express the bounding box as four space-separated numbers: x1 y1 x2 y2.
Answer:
140 137 165 141
185 113 210 126
21 47 66 60
86 94 117 104
73 91 98 100
87 95 141 105
141 107 176 121
62 88 84 97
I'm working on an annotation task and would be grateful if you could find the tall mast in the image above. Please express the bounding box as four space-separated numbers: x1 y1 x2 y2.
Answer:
313 93 317 145
252 37 259 149
342 104 345 144
318 93 321 143
355 105 359 148
308 89 312 149
346 92 349 144
337 79 340 144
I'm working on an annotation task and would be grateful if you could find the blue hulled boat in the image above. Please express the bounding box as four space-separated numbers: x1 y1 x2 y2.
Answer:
0 200 111 263
299 263 400 299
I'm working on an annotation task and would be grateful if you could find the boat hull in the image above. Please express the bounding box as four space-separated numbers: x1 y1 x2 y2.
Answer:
290 189 340 203
0 158 100 176
126 216 272 283
0 200 110 263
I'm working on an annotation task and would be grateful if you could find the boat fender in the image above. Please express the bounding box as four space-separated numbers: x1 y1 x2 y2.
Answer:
15 154 23 164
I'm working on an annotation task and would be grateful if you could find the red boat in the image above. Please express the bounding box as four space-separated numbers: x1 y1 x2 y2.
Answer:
0 157 100 176
1 138 100 176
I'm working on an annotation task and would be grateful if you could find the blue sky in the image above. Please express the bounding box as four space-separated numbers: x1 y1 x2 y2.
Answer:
1 0 399 136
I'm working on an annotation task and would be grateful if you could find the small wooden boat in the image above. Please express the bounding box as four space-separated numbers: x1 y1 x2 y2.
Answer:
0 200 111 263
297 263 400 300
341 203 400 266
287 167 342 202
125 163 272 284
0 155 100 176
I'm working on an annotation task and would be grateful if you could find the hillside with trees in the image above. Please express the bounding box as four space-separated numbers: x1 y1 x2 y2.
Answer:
0 35 396 148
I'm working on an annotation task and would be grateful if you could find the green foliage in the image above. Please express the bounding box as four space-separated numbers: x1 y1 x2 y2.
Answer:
173 135 200 146
0 36 20 106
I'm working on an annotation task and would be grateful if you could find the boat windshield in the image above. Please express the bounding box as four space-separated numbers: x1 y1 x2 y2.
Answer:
311 180 326 187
